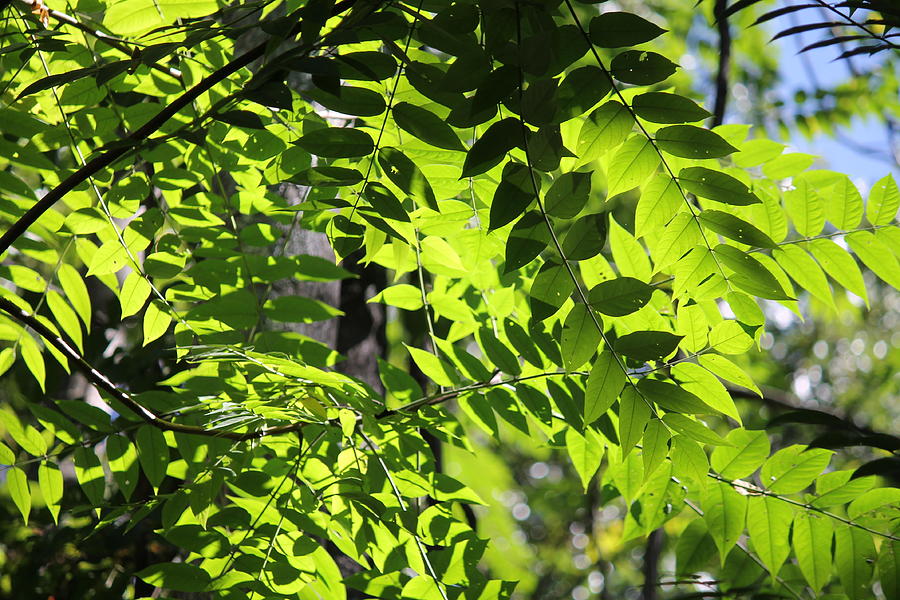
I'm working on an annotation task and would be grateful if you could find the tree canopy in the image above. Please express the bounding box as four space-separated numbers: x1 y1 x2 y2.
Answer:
0 0 898 599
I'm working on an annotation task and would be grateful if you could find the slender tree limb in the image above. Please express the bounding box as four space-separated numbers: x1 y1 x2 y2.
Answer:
711 0 731 127
641 529 663 600
0 0 359 257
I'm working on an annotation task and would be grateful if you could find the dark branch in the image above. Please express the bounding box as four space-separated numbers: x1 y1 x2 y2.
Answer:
712 0 731 127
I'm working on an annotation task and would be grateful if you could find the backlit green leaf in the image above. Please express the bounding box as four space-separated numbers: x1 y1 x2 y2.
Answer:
584 352 625 424
560 303 601 371
701 480 746 564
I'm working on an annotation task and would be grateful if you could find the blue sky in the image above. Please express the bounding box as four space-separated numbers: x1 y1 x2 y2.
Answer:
768 25 899 189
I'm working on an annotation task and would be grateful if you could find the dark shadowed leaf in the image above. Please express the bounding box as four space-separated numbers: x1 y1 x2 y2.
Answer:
589 12 667 48
588 277 653 316
614 330 682 362
392 102 465 151
505 211 550 272
632 92 711 123
462 118 525 178
545 171 592 218
700 210 777 248
656 125 738 159
562 213 608 260
610 51 678 85
295 127 374 157
679 167 761 206
490 162 538 230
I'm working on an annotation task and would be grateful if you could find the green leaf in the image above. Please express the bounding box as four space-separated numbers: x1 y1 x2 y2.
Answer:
793 511 833 594
393 102 465 152
878 540 900 600
565 428 604 490
632 92 710 124
733 139 785 167
544 171 592 219
746 495 793 576
584 352 625 424
609 51 678 86
662 413 728 445
614 330 682 362
490 162 537 230
19 334 46 392
106 434 140 501
617 386 650 457
377 147 438 211
529 261 575 320
369 284 424 311
784 179 825 237
676 519 717 576
73 446 105 506
462 118 523 178
295 127 374 158
710 429 769 479
678 167 760 206
504 211 549 272
38 461 63 524
16 68 98 100
576 101 633 162
714 244 793 300
305 85 386 117
606 135 659 197
476 328 521 376
834 525 876 600
635 174 682 238
608 216 652 280
826 175 864 230
642 418 669 476
136 425 169 491
701 480 746 564
656 125 738 159
142 300 172 346
867 174 899 225
760 446 831 494
137 562 212 593
846 230 900 289
560 303 601 371
405 345 459 387
847 488 900 519
671 435 710 485
556 66 612 123
808 238 868 303
773 246 835 309
104 0 219 34
119 271 151 319
672 362 741 422
7 466 31 523
638 379 713 415
589 11 666 47
588 277 653 316
561 213 607 260
363 183 409 222
651 213 703 271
